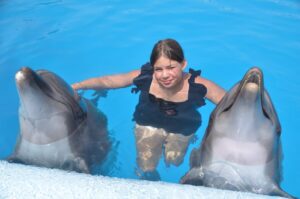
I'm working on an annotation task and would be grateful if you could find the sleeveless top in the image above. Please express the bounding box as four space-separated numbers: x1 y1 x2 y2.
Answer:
131 62 207 136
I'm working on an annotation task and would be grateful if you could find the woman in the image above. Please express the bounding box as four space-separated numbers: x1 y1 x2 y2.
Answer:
72 39 225 180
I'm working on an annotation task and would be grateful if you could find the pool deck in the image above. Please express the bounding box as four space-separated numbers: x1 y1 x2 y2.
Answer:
0 160 286 199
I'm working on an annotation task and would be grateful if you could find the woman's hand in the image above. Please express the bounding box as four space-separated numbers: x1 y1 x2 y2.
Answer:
72 82 83 91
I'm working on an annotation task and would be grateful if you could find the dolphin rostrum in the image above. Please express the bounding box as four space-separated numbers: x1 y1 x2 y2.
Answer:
9 67 110 173
180 67 295 198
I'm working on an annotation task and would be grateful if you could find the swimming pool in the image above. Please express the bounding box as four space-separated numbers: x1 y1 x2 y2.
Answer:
0 0 299 197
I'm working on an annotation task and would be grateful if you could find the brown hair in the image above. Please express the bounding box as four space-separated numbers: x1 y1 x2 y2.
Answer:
150 39 185 66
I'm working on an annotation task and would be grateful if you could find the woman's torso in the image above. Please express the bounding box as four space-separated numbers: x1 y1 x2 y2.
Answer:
132 63 207 136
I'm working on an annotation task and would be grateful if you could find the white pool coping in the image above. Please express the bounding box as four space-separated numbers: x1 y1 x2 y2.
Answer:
0 160 286 199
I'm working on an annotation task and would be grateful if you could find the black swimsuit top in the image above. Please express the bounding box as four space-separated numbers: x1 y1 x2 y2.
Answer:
132 62 207 136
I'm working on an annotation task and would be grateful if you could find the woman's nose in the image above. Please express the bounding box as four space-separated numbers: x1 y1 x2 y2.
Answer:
162 70 169 78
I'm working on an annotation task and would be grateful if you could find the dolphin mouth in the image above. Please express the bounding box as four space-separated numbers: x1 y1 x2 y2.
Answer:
16 67 40 82
245 72 260 85
234 67 264 100
16 67 52 93
221 67 264 113
226 67 275 122
16 67 87 123
243 67 262 88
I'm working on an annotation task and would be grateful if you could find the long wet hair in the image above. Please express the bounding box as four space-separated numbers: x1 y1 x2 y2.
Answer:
150 39 185 66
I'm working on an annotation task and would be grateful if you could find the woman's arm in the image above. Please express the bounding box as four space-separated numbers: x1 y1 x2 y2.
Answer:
72 69 141 90
195 76 226 104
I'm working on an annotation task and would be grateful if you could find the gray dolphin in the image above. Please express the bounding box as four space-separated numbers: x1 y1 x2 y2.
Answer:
8 67 110 173
180 67 295 198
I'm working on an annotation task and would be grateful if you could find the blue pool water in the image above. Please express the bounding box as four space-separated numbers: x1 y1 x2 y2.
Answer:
0 0 299 197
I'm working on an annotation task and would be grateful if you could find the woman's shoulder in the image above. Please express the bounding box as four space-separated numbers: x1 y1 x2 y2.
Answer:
194 75 210 85
131 63 153 92
194 76 220 92
139 62 153 74
195 75 226 104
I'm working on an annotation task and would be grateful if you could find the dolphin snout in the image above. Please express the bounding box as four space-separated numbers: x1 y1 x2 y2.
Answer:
249 67 262 74
245 67 263 86
240 67 264 100
15 67 36 83
245 82 259 93
20 67 35 77
15 70 25 82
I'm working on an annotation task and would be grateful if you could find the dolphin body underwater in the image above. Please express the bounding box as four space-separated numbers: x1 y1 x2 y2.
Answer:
180 67 295 198
8 67 110 173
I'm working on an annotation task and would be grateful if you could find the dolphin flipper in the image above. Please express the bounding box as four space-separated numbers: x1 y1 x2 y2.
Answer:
7 155 26 165
180 148 204 185
189 148 202 167
271 187 297 199
90 90 108 107
61 157 90 173
180 167 204 185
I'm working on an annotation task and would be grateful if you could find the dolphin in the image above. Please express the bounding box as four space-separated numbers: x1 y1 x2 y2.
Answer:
180 67 295 198
8 67 110 173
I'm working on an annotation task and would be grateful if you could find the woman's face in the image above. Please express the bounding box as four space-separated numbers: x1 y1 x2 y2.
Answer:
153 55 186 89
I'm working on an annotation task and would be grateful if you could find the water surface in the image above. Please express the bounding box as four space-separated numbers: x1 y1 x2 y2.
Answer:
0 0 299 197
